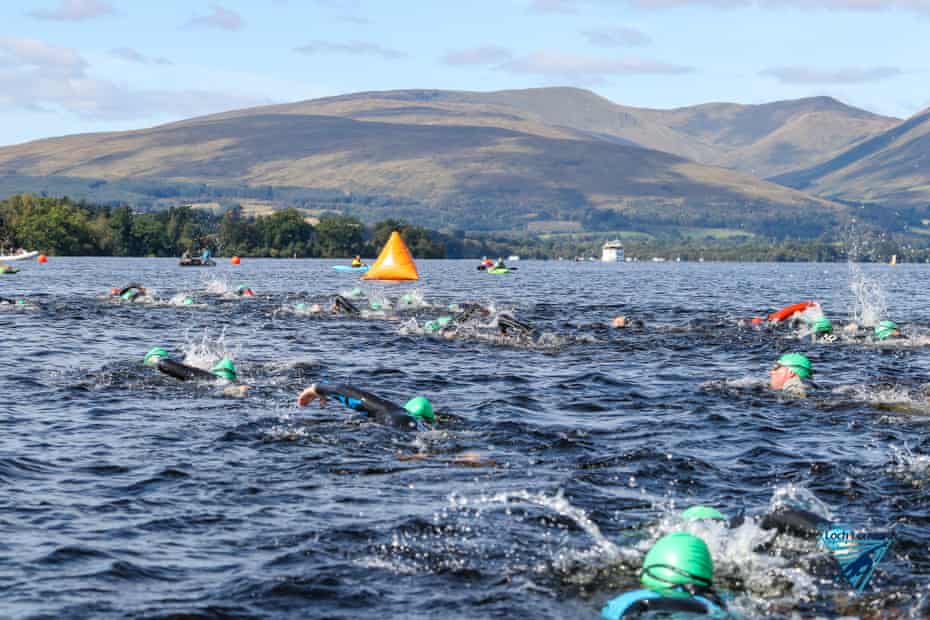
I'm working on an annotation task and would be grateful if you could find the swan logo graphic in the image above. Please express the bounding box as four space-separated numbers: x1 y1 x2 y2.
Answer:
819 525 892 593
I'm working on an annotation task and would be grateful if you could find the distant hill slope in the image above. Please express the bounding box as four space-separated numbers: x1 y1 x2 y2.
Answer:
773 108 930 207
0 88 850 235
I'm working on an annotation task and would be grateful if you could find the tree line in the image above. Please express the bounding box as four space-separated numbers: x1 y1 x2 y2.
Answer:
0 194 446 258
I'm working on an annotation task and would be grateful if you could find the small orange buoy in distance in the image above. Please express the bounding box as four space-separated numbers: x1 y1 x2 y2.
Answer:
231 256 241 265
38 254 48 264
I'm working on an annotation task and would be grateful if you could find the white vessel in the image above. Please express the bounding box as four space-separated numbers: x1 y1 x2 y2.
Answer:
0 250 38 262
507 255 520 262
601 239 624 262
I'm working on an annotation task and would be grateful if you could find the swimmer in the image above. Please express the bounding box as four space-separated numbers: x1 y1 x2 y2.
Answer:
770 352 813 397
0 296 27 306
804 316 836 343
144 348 248 397
422 304 534 338
681 504 830 539
875 320 902 341
612 315 645 329
602 532 726 620
351 255 363 268
332 294 361 315
111 283 147 302
296 383 435 431
235 285 255 297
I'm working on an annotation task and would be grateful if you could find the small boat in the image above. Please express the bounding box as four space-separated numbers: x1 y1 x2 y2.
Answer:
601 239 624 262
179 257 216 267
507 255 520 262
333 265 369 273
1 267 19 275
0 250 38 262
487 267 511 275
890 254 897 266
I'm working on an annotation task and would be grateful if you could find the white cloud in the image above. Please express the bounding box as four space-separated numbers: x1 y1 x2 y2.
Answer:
528 0 581 12
501 50 693 82
760 65 903 84
28 0 115 21
184 4 243 31
109 47 171 65
0 36 266 121
294 41 406 60
582 26 652 47
443 46 514 66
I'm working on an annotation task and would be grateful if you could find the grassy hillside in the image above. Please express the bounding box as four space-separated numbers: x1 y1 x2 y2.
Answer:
773 108 930 207
0 88 852 236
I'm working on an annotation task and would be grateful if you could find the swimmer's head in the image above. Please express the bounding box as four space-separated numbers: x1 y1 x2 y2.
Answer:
875 320 900 341
16 299 25 306
144 347 170 366
680 505 726 522
370 300 382 311
809 317 832 335
295 302 308 312
211 357 237 382
775 352 812 379
403 396 435 423
640 532 713 596
424 320 440 333
110 287 119 296
612 315 627 328
182 297 194 306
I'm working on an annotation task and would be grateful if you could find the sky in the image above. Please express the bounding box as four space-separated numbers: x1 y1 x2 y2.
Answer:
1 0 928 146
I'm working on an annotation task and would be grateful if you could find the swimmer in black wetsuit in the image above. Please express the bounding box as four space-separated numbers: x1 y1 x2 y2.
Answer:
332 294 361 315
0 296 26 306
112 283 147 302
144 348 248 397
297 383 435 431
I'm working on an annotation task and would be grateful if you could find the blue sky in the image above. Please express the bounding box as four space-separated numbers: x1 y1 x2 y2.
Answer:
0 0 928 146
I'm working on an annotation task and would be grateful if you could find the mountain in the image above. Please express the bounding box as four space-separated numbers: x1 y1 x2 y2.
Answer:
0 88 850 236
773 107 930 207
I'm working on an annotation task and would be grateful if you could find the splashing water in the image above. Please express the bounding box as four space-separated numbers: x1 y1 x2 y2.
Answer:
180 327 239 370
204 275 230 295
849 262 887 328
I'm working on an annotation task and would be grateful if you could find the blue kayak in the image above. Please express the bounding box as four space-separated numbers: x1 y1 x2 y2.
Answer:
333 265 369 272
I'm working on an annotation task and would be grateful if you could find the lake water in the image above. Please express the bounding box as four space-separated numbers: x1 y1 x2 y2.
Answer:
1 258 929 618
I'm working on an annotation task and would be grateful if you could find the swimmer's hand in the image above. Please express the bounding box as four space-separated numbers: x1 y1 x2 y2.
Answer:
297 384 327 408
223 385 249 398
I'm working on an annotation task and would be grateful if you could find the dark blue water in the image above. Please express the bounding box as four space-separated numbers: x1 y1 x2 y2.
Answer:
2 258 929 619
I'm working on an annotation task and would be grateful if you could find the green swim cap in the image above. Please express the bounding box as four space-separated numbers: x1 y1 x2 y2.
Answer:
295 302 307 311
448 303 461 312
16 299 25 306
875 320 898 341
370 301 382 311
182 297 194 305
144 347 169 366
810 317 832 334
121 289 136 300
437 316 452 327
236 285 248 293
424 320 440 333
776 352 812 379
641 532 714 596
402 293 415 303
350 287 362 296
211 357 237 381
403 396 435 422
680 506 726 522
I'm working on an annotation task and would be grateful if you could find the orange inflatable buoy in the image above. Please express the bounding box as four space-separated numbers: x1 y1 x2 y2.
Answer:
38 254 48 264
231 256 241 265
363 231 419 281
767 301 816 323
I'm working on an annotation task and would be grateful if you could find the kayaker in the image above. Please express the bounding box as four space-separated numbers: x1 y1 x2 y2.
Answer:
297 383 436 431
493 257 507 270
144 347 248 397
351 255 363 268
770 352 813 397
601 532 727 619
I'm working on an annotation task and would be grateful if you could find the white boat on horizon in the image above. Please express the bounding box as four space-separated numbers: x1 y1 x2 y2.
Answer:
601 239 624 262
0 250 38 262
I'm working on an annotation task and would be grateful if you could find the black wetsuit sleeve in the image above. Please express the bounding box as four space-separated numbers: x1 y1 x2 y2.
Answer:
119 283 143 296
453 303 485 324
157 358 217 382
332 295 360 315
498 314 535 335
759 506 829 537
315 384 419 430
